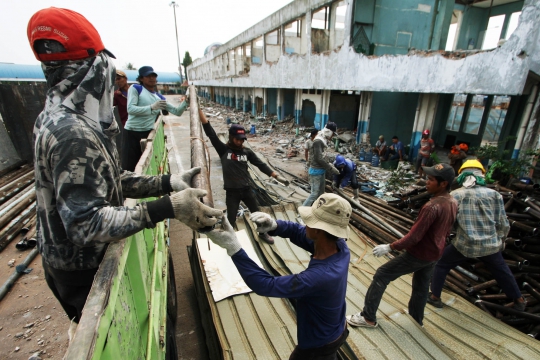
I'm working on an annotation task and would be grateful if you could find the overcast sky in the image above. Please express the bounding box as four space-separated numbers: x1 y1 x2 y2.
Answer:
2 0 293 73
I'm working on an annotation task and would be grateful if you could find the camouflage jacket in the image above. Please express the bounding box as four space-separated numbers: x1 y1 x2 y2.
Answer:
34 54 172 271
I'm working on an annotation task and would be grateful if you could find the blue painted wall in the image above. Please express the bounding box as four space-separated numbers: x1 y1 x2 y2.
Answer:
370 0 438 55
267 88 277 115
456 1 524 50
370 92 419 150
283 89 295 118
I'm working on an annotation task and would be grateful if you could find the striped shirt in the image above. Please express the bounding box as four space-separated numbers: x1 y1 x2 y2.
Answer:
451 186 510 257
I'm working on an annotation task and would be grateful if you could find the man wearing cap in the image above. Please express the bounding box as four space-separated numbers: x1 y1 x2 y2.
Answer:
373 135 387 160
122 65 188 171
113 70 130 126
428 160 526 310
27 7 222 339
333 155 359 200
303 122 340 207
198 109 289 244
347 164 457 327
448 143 468 174
207 193 351 359
416 130 435 178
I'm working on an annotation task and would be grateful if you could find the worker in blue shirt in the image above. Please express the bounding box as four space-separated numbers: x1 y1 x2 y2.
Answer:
333 155 359 200
383 136 404 161
207 193 351 359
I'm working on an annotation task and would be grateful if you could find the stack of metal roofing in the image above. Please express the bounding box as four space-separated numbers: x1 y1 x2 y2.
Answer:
191 201 540 359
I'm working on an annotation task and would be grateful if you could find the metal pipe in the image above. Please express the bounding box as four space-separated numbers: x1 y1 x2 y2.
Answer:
0 175 35 205
0 191 36 229
504 197 514 212
528 324 540 338
505 238 521 247
524 197 540 213
0 165 31 187
477 300 540 320
0 185 34 216
522 282 540 303
0 170 35 195
467 279 498 295
506 212 533 220
0 202 36 243
523 207 540 221
449 269 471 286
503 249 530 266
0 248 39 301
189 85 213 208
337 188 404 238
474 300 493 316
455 266 481 282
509 220 538 235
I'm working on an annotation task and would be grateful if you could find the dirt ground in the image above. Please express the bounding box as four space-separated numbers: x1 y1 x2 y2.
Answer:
0 237 70 360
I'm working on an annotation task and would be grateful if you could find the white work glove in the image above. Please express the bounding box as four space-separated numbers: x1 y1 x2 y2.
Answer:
250 212 277 233
373 244 391 257
170 167 201 192
206 215 242 256
330 165 340 175
151 100 168 111
170 188 223 230
275 174 290 186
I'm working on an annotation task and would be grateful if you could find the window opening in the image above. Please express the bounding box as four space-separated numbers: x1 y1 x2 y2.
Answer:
446 94 467 132
312 7 329 30
482 14 505 50
505 12 521 39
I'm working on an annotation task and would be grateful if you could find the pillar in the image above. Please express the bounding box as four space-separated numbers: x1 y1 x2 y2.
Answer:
356 91 373 144
409 94 439 160
295 89 302 125
513 84 539 159
277 89 283 121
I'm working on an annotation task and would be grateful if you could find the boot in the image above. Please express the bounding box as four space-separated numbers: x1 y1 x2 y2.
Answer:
352 188 359 201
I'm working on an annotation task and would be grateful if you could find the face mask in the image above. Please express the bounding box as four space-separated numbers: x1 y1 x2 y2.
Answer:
457 171 486 188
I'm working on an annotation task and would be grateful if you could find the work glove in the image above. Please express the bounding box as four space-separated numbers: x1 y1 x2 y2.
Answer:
170 188 222 230
206 215 242 256
170 167 201 192
151 100 168 111
330 165 340 175
250 212 277 233
275 174 290 186
373 244 391 257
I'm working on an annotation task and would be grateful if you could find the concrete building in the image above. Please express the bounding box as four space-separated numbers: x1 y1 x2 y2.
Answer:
187 0 540 161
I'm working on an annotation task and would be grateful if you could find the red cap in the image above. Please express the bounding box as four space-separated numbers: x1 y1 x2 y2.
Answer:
422 129 430 135
27 8 111 61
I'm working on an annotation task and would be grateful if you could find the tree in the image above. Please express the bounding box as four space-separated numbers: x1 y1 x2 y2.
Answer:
125 62 137 70
181 51 192 81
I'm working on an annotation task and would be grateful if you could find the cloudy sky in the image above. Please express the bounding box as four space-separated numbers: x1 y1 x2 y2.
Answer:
2 0 293 73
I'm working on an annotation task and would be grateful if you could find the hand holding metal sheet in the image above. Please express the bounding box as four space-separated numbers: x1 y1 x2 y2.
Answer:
170 188 222 230
249 212 277 233
206 215 242 256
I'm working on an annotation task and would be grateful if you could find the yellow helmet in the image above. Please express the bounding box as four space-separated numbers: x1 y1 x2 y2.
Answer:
458 159 486 174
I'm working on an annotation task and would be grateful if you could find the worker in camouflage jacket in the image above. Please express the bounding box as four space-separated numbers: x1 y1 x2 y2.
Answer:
28 7 221 340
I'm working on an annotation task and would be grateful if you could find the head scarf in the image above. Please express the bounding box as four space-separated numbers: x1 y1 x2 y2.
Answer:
457 169 486 188
39 52 116 132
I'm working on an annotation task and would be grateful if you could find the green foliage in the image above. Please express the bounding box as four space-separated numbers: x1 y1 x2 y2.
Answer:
430 152 440 164
124 62 137 70
472 137 537 184
182 51 193 81
386 162 416 192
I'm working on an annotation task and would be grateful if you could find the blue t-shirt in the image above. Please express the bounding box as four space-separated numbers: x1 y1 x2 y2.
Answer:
231 220 349 349
394 141 404 153
309 167 326 175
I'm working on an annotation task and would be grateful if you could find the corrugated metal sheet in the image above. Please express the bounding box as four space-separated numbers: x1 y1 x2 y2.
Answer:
239 205 540 359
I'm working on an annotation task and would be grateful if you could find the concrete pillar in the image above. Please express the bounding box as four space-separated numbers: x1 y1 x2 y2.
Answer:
226 87 231 107
243 88 250 113
356 91 373 144
277 89 283 121
263 88 267 116
235 88 240 109
319 90 331 130
513 84 539 159
410 94 439 160
252 88 257 116
295 89 302 125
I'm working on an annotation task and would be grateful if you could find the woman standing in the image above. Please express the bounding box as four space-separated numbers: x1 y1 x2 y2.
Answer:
123 66 187 171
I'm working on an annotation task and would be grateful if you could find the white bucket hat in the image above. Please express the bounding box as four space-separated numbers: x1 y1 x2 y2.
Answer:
298 193 352 239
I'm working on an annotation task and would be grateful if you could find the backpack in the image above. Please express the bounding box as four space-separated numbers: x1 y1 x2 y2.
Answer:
133 84 166 100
